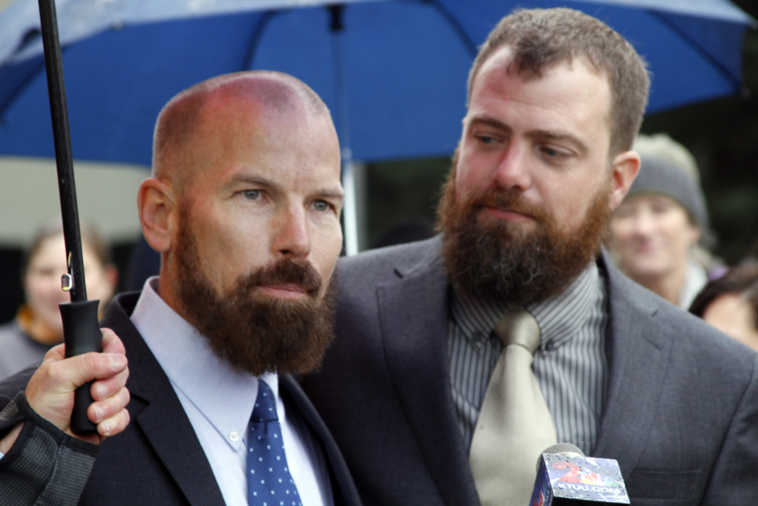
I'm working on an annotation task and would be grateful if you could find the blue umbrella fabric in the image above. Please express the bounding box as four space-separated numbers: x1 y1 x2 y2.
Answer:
0 0 753 166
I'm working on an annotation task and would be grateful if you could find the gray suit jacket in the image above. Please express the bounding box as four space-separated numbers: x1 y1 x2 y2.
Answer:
301 236 758 506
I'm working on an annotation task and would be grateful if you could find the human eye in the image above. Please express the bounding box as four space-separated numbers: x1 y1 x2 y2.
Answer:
538 144 571 162
32 266 58 278
240 189 262 201
312 199 337 214
234 188 270 208
613 203 635 219
650 200 674 214
473 130 503 146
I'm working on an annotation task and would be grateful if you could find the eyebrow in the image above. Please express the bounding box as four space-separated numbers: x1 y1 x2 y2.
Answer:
466 115 589 155
529 129 588 156
315 187 345 201
225 173 273 191
466 115 508 132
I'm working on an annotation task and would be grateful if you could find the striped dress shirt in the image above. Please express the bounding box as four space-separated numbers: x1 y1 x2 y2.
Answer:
448 260 608 454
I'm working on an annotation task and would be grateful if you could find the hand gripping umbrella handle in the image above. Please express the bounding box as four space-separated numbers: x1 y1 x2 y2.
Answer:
38 0 101 435
60 300 102 434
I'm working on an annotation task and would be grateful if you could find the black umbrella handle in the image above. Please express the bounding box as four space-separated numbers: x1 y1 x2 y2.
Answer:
61 301 102 434
38 0 100 435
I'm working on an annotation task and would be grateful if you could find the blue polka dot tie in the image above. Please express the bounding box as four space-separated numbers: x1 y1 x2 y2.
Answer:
247 380 303 506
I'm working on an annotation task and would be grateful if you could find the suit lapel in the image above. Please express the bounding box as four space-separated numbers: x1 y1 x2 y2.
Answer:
592 259 672 481
107 293 226 506
376 241 480 505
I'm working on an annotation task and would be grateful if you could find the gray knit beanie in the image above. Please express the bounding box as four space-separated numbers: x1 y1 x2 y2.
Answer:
626 134 709 232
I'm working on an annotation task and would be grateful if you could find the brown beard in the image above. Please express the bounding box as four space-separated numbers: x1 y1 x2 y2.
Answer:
174 206 335 376
437 154 612 306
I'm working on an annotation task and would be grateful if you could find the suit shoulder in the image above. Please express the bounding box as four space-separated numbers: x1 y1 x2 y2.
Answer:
607 259 757 375
337 237 441 280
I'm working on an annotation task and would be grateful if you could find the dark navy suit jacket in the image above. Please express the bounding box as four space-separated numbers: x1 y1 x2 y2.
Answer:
0 292 360 506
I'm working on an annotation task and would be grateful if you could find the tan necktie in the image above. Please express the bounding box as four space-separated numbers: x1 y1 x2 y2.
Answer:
469 309 557 505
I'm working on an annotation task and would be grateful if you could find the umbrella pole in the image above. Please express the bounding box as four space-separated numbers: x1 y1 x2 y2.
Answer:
329 5 360 256
38 0 101 435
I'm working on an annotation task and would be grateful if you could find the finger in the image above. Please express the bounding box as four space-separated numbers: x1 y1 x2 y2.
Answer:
99 327 126 355
43 351 128 393
42 343 66 362
89 386 130 425
90 367 129 401
97 408 130 438
57 328 123 358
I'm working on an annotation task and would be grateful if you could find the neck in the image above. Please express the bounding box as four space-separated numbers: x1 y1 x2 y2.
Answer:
637 264 688 306
155 266 185 321
17 306 62 345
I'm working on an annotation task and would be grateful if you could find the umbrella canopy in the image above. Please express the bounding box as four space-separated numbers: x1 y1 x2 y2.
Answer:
0 0 753 252
0 0 753 164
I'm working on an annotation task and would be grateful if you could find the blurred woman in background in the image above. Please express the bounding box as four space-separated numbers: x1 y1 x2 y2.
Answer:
0 222 117 379
690 262 758 351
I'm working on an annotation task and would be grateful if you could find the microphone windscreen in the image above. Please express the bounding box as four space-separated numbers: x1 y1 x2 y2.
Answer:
540 443 584 458
529 444 630 505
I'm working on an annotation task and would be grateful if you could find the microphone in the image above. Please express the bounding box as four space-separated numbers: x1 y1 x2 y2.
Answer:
528 443 630 505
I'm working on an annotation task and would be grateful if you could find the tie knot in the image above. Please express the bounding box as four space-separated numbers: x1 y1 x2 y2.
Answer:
494 309 540 354
251 380 278 423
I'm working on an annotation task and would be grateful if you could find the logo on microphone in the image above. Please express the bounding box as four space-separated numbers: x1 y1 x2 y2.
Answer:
531 452 630 504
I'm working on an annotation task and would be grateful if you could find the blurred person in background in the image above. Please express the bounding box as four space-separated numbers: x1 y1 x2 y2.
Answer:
608 133 724 308
0 222 117 379
690 262 758 351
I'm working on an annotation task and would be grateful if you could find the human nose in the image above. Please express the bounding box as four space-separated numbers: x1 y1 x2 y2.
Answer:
492 141 531 191
272 203 311 259
631 208 657 235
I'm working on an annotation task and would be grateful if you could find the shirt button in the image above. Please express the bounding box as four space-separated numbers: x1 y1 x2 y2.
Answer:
229 431 240 442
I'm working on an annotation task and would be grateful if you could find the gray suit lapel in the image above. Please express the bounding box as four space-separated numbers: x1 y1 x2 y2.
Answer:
592 258 672 481
376 240 480 505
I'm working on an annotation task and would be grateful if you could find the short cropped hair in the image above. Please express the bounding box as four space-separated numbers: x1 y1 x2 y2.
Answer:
152 71 330 186
467 8 650 156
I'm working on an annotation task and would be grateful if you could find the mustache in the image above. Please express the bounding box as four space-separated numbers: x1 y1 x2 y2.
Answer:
239 259 323 297
469 188 546 221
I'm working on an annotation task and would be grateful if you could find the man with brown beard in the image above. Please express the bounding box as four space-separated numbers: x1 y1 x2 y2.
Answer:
0 71 360 505
300 7 758 506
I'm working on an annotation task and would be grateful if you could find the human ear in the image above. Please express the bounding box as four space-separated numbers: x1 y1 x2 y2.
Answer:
608 150 640 211
137 177 175 253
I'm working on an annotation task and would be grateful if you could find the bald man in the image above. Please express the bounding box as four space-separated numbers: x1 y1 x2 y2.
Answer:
0 71 360 506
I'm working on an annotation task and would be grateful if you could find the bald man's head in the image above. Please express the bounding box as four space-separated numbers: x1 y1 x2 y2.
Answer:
138 71 343 376
152 71 332 193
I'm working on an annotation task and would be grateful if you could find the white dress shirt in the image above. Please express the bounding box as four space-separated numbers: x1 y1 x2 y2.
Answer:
131 277 332 506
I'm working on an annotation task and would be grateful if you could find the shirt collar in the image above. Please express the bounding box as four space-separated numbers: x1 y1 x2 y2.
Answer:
130 277 277 450
451 260 602 349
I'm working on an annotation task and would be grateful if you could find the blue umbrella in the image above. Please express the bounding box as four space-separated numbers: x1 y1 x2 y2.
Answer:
0 0 753 253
